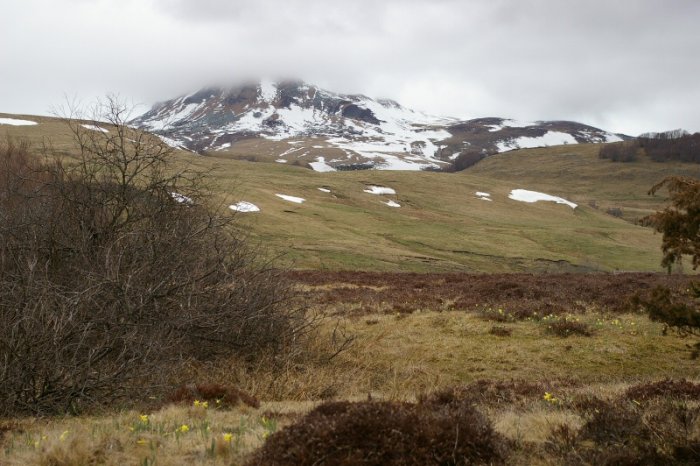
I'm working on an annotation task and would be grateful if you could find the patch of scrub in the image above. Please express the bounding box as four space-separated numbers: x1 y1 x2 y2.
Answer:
80 124 109 133
318 187 331 193
508 189 577 209
309 156 336 172
0 117 37 126
384 200 401 208
229 201 260 213
276 194 305 204
363 185 396 195
476 191 492 201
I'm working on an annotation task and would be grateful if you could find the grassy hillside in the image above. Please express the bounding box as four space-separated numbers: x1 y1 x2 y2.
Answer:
1 113 691 272
468 143 700 223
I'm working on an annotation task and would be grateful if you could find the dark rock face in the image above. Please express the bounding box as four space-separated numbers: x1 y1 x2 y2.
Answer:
341 104 381 125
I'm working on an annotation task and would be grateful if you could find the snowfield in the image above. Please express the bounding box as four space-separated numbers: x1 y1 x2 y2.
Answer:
363 185 396 195
476 191 492 201
496 131 578 152
384 200 401 208
275 194 305 204
0 118 37 126
229 201 260 213
508 189 577 209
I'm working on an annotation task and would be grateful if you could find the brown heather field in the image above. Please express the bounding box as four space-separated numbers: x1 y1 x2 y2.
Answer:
3 272 700 465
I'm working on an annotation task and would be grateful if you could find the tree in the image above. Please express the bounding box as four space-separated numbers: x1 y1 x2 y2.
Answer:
633 176 700 357
0 97 311 415
645 176 700 270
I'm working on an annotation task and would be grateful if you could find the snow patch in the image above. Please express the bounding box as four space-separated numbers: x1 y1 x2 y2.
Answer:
603 133 624 143
0 117 37 126
496 131 578 152
318 187 331 193
508 189 577 209
488 119 536 132
157 135 187 150
275 159 288 163
383 200 401 208
364 185 396 195
475 191 492 201
214 142 231 151
309 156 336 172
276 194 305 203
229 201 260 213
259 79 278 103
80 124 108 133
170 192 192 204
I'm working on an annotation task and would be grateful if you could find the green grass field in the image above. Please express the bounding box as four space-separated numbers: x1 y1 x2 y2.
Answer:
3 112 699 273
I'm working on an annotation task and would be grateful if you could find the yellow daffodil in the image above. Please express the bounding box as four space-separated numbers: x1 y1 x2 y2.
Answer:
59 430 70 441
194 400 201 407
179 424 190 433
139 414 149 423
223 432 233 443
202 401 209 409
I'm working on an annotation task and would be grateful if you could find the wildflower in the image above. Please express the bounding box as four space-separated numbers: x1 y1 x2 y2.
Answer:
202 401 209 409
216 399 222 407
194 400 201 407
263 431 270 439
179 424 190 433
59 430 70 441
140 414 149 423
223 433 233 443
543 392 558 403
137 438 148 445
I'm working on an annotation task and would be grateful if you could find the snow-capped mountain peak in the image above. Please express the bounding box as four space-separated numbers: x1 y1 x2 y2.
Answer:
132 80 625 171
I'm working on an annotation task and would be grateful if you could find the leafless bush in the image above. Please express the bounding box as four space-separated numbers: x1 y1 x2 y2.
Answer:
0 98 310 416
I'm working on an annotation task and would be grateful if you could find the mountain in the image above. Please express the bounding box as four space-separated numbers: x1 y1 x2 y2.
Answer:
131 80 624 171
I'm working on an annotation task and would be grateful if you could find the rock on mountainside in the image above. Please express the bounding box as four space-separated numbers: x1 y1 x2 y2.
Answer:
131 80 624 171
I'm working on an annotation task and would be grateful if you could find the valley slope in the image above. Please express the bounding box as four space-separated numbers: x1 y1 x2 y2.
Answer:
2 112 695 272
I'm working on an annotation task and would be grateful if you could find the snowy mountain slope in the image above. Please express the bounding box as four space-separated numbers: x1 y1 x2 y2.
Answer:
131 80 624 171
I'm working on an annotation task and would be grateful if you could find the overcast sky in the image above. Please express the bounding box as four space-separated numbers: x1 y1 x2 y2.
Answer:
2 0 699 135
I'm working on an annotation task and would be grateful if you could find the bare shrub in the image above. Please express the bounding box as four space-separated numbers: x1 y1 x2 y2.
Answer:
544 319 594 337
247 399 507 465
168 383 259 408
606 206 624 218
598 142 638 162
0 99 310 416
624 379 700 403
489 325 513 337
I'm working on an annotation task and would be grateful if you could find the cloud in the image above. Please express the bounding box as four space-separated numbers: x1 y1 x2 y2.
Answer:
1 0 699 135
